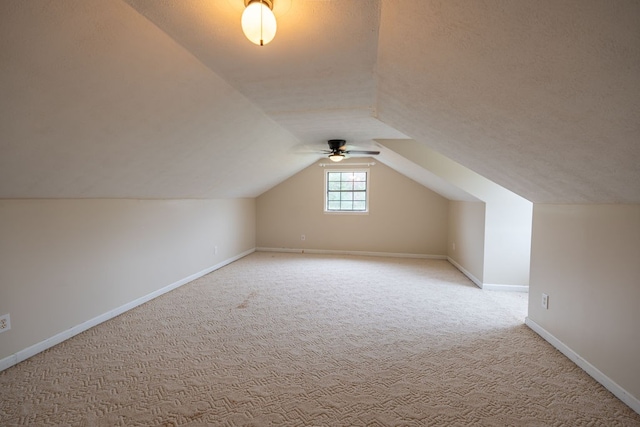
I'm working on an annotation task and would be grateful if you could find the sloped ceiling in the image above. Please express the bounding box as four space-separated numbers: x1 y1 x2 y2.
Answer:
376 0 640 204
1 0 638 203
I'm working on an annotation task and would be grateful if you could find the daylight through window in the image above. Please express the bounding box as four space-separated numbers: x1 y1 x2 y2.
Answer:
325 170 368 212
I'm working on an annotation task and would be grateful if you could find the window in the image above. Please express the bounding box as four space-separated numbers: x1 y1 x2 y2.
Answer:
325 170 369 212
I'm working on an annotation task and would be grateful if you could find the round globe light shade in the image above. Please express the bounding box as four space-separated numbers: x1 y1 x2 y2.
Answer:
241 2 277 46
329 154 345 162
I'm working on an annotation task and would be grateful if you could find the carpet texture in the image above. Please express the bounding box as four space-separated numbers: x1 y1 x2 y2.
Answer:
1 252 639 426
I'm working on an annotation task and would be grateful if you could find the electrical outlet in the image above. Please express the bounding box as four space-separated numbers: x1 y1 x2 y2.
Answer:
301 234 306 241
214 245 218 254
0 314 10 333
541 293 549 310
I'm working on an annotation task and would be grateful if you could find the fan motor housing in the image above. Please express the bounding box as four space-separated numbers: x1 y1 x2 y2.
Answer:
328 139 346 151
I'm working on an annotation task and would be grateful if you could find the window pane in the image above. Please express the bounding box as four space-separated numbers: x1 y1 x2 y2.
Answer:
325 171 368 212
340 181 354 191
353 201 366 210
328 181 341 191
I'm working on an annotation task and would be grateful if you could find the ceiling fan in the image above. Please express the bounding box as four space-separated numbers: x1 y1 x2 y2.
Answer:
324 139 380 162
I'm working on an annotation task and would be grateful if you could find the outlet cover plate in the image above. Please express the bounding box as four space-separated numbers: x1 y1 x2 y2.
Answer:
0 313 10 333
541 293 549 309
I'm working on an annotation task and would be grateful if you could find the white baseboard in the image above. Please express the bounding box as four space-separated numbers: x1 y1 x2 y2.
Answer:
447 257 483 288
256 247 447 260
0 353 16 371
0 248 255 373
482 283 529 292
525 317 640 415
446 257 528 292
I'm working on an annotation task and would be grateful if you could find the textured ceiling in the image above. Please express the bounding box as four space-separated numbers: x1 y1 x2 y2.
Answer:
376 0 640 203
1 0 639 202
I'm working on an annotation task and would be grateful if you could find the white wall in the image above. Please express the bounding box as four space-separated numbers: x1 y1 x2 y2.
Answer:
0 198 255 361
448 201 485 283
528 204 640 401
483 201 532 286
257 159 449 255
378 139 533 286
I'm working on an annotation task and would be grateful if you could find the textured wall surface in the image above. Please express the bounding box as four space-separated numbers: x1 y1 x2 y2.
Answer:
257 159 449 255
529 204 640 399
0 198 255 359
448 201 485 282
380 139 532 286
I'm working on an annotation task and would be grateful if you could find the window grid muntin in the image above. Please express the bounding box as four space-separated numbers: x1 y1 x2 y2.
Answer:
325 170 368 212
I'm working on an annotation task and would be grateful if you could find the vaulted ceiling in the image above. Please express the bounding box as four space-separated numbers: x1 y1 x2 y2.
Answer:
1 0 638 203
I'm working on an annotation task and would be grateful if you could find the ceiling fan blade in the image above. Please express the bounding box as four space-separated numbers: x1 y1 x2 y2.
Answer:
344 150 380 155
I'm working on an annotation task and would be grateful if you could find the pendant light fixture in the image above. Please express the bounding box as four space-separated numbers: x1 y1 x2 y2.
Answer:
242 0 277 46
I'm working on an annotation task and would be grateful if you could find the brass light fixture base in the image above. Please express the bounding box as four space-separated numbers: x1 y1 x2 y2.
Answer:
244 0 273 9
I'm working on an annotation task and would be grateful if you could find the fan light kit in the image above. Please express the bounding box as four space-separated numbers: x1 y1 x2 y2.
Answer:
324 139 380 162
242 0 277 46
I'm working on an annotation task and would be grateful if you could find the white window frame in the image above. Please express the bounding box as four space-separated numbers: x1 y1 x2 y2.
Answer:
324 169 370 214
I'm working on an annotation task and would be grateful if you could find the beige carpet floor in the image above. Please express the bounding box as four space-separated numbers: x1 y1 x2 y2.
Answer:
1 252 639 426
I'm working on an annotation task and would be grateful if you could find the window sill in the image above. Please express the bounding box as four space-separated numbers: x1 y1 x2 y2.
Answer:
324 210 369 215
